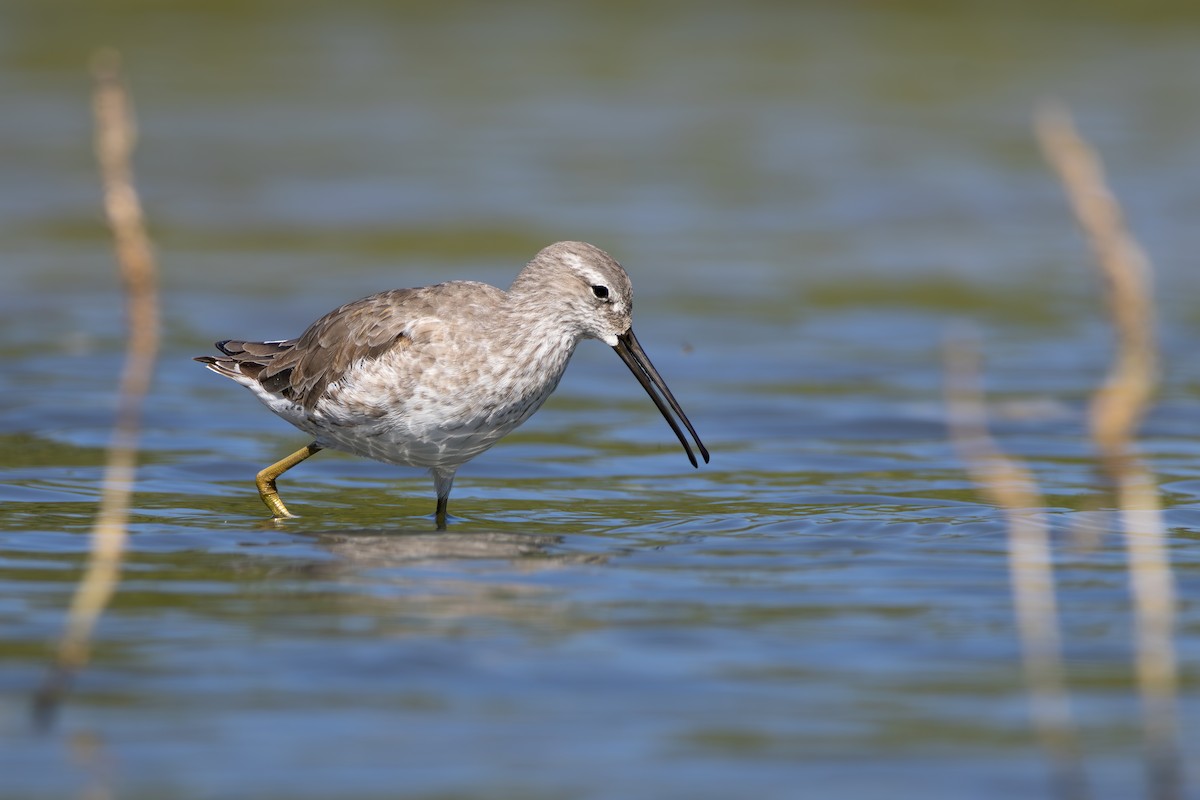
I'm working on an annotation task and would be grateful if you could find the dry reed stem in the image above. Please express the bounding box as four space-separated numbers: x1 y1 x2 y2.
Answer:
944 333 1086 800
33 50 160 725
1036 103 1182 800
1035 104 1159 460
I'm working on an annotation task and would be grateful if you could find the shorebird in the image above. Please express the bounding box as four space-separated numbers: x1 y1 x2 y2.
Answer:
195 241 708 528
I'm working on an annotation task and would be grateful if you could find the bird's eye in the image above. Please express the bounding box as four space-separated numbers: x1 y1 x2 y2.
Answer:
591 285 610 300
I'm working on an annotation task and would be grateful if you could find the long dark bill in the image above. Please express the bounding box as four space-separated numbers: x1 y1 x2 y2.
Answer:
613 329 710 468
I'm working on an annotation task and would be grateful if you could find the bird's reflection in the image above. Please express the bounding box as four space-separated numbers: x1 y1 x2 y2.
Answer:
290 527 608 572
260 528 611 630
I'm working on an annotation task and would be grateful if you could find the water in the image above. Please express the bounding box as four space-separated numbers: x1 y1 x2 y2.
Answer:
2 3 1199 798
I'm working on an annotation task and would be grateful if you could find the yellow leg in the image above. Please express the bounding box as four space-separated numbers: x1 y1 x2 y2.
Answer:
255 442 322 518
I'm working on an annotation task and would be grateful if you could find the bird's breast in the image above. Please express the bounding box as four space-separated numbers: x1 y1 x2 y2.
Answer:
303 327 579 468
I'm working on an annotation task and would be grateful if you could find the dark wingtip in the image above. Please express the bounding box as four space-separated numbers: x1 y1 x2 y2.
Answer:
193 355 216 365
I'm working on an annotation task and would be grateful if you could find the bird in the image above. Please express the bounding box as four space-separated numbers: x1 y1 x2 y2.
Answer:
195 241 708 528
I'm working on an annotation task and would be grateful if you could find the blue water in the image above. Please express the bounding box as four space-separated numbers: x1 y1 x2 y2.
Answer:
2 4 1199 798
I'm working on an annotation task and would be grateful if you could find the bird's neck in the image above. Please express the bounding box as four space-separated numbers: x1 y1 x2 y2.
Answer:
491 293 582 396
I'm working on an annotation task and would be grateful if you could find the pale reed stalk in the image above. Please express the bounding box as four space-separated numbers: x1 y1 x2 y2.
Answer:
1036 103 1182 800
945 333 1086 800
34 50 160 726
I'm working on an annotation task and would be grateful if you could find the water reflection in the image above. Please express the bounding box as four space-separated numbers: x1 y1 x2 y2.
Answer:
306 528 587 566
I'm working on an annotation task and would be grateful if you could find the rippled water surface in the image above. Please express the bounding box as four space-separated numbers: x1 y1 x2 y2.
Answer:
3 3 1200 798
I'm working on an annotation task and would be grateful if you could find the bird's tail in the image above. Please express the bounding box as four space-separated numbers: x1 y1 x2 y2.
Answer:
194 339 295 387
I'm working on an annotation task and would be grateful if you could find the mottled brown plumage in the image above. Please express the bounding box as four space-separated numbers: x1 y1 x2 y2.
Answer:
195 241 708 527
205 288 446 410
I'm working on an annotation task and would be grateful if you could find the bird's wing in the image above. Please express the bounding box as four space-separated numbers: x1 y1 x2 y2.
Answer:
256 288 431 410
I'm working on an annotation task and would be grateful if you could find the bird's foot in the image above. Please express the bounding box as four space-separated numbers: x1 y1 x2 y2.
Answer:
256 481 298 519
